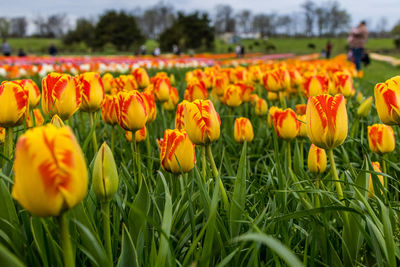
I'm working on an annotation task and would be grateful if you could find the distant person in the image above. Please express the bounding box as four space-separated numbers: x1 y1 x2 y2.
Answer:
140 45 146 55
348 21 368 71
326 40 332 59
240 45 245 57
235 44 241 58
49 44 58 56
172 44 181 56
2 39 11 56
153 47 161 57
18 48 26 57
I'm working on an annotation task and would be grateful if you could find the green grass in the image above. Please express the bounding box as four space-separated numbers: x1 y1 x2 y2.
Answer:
0 60 399 266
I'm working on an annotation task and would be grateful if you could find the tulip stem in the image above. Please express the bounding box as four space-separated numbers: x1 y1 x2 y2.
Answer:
315 174 320 208
201 146 207 184
131 135 137 184
136 140 142 187
111 126 115 155
206 145 229 210
89 112 98 156
279 91 286 108
145 129 152 170
287 141 292 173
101 202 112 264
4 127 13 162
327 149 344 201
30 110 36 127
58 212 74 267
300 140 304 167
382 154 388 197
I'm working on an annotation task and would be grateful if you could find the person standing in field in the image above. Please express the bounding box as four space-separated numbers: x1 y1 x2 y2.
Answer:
348 21 368 71
2 39 11 56
326 40 332 59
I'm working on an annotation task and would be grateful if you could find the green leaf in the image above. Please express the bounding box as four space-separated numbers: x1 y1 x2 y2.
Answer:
117 225 139 267
229 141 247 237
0 242 25 267
236 232 303 267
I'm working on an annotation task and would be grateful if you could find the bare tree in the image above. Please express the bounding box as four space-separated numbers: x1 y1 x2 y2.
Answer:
10 17 27 37
33 14 68 37
0 18 10 39
326 1 350 36
375 17 388 37
315 7 328 36
301 0 315 36
252 14 277 38
215 5 235 34
276 15 292 35
236 9 251 34
136 2 174 38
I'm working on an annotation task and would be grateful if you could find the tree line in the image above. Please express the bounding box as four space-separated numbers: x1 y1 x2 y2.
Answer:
0 0 397 52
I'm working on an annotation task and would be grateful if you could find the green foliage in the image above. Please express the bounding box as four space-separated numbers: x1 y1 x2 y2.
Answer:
93 10 144 51
159 12 214 52
63 18 96 48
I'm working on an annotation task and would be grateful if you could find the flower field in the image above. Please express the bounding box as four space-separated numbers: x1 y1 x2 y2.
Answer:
0 54 399 267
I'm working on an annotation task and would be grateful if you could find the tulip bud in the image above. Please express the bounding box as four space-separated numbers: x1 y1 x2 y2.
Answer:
184 99 221 145
158 129 196 173
237 83 254 102
333 72 354 98
51 114 65 128
101 95 119 126
114 75 138 92
102 73 114 93
0 81 28 128
368 162 384 198
234 117 254 143
368 124 395 154
271 108 300 140
184 78 208 102
175 100 188 130
303 75 329 98
357 96 373 117
295 104 307 115
18 79 41 109
356 91 364 103
263 71 280 92
306 94 348 149
125 126 147 143
213 74 229 96
223 84 243 107
92 143 119 202
268 106 279 128
255 98 268 116
132 68 150 89
153 76 171 102
141 91 157 123
12 124 88 217
267 92 279 101
26 109 44 128
308 144 327 174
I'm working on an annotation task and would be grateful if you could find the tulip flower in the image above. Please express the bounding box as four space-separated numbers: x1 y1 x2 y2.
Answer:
125 126 147 143
102 73 114 93
332 72 354 97
26 109 44 128
267 92 278 101
295 104 307 115
223 84 243 107
164 87 180 111
101 95 119 126
289 68 303 87
141 91 157 123
307 94 348 201
117 91 147 132
271 108 300 140
263 71 280 92
303 75 329 98
357 96 373 117
175 100 188 130
51 114 65 128
0 81 28 128
306 94 348 149
18 79 41 109
92 142 118 261
268 106 279 128
184 99 221 145
158 129 196 173
77 72 105 112
368 124 395 154
368 162 384 198
237 83 254 102
12 124 88 217
213 74 229 96
297 115 307 138
356 91 364 103
234 117 254 143
255 98 268 116
184 78 208 102
275 68 291 90
42 72 81 121
153 76 171 102
114 74 138 92
308 144 327 174
374 80 400 125
132 68 150 89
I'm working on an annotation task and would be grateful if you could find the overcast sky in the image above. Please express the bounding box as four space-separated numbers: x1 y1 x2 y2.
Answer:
1 0 399 32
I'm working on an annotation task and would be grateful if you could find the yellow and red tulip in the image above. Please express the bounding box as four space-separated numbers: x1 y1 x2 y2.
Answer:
223 84 243 107
303 75 329 98
101 95 119 126
271 108 300 140
158 129 196 173
125 126 147 143
132 68 150 89
184 78 208 102
18 79 41 109
308 144 327 174
254 98 268 116
184 99 221 145
117 91 147 131
175 100 188 130
141 91 157 123
374 78 400 125
102 73 114 93
368 162 384 198
12 124 88 217
234 117 254 143
263 71 280 92
153 76 171 102
78 72 105 112
0 81 28 128
295 104 307 115
163 87 180 111
306 94 348 149
114 75 138 92
368 124 395 154
42 72 81 121
26 109 44 128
